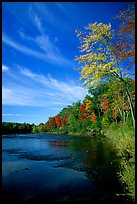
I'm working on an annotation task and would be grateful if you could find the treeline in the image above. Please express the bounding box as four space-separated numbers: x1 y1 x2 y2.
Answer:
2 122 34 135
33 76 134 134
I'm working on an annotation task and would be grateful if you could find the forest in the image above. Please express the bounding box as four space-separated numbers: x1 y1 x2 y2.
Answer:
31 77 135 135
2 122 34 134
2 3 135 202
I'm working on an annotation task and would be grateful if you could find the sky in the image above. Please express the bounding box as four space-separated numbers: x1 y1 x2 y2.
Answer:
2 2 131 125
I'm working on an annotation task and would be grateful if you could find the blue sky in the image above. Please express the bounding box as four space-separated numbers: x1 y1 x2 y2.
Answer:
2 2 131 125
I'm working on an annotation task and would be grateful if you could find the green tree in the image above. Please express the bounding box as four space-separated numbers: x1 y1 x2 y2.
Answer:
75 20 135 128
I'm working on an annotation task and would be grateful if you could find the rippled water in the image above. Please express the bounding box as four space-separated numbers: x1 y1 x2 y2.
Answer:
2 134 123 203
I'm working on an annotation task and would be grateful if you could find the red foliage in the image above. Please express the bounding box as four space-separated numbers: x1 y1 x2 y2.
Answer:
45 117 56 129
80 104 88 121
118 21 135 35
49 117 56 129
61 115 68 126
114 5 135 64
55 115 62 127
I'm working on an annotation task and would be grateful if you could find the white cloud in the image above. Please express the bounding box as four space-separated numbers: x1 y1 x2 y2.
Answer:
49 107 62 110
18 66 36 78
18 29 58 55
2 66 88 107
31 3 60 30
2 86 32 106
2 32 73 67
3 6 75 68
33 2 74 31
34 14 44 33
55 2 77 24
19 67 88 100
18 29 32 41
2 33 44 58
2 114 21 117
2 65 9 72
2 87 12 101
35 34 59 54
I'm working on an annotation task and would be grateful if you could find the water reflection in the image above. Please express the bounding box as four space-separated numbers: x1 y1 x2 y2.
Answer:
2 134 121 203
48 140 69 147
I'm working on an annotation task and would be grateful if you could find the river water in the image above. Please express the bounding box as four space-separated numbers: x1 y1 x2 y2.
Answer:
2 134 125 203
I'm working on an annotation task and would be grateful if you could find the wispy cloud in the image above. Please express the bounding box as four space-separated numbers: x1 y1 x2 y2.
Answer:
31 3 65 31
2 65 9 72
2 114 22 117
2 66 88 107
34 14 44 33
2 33 45 58
3 4 75 68
18 29 59 55
28 6 45 34
55 2 77 24
49 107 62 110
19 66 87 100
2 86 32 106
2 32 72 67
55 3 71 17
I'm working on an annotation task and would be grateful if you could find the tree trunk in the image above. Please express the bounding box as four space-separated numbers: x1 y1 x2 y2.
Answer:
118 107 123 120
123 110 126 123
125 86 135 129
97 104 100 118
118 74 135 129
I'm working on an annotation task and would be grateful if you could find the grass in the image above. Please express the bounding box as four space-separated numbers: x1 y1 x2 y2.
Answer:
105 122 135 202
118 159 135 200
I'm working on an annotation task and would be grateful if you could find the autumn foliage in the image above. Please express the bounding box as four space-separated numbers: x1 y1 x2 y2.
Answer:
85 99 92 114
100 97 109 114
91 112 96 123
55 115 62 128
61 115 68 126
80 104 88 121
114 4 135 65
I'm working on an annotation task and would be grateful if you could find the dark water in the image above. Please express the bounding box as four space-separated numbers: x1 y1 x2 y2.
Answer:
2 134 125 203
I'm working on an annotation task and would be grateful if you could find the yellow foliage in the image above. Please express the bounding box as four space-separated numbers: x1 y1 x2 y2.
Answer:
75 22 119 89
85 99 92 114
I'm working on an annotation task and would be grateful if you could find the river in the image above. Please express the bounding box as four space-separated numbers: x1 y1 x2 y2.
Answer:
2 134 127 203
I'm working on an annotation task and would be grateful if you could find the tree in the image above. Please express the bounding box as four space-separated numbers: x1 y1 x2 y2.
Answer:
85 99 92 115
75 22 119 89
61 115 68 126
49 117 56 129
80 104 88 121
75 19 135 128
91 112 96 123
55 115 62 128
100 96 109 114
114 3 135 65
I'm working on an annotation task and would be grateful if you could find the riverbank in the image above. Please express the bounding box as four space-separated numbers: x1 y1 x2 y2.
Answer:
78 125 135 202
45 124 135 202
104 123 135 202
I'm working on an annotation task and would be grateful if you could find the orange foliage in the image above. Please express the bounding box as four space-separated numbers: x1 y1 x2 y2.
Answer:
118 21 135 35
91 112 96 123
80 104 88 121
123 104 129 111
114 5 135 64
100 97 109 114
55 115 62 127
112 113 118 119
